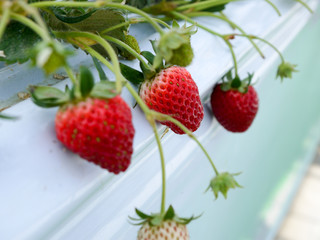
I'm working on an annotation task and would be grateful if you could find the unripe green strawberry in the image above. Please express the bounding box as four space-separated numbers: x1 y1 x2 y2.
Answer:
55 96 135 174
169 41 194 67
137 220 190 240
139 66 204 134
120 34 140 60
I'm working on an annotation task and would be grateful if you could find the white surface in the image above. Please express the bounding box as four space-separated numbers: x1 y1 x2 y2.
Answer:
0 1 318 239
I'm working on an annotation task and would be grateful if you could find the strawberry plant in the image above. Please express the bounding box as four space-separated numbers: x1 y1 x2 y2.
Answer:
0 0 313 238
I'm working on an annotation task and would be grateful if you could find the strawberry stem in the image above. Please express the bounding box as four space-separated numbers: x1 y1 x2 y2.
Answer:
176 0 236 12
30 1 165 34
186 12 265 59
102 35 150 70
149 119 167 215
0 5 11 40
295 0 313 13
171 11 239 76
54 31 123 93
64 64 77 86
264 0 281 16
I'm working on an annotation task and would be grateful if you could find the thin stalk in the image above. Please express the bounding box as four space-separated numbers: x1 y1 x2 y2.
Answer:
264 0 281 16
176 0 237 12
150 120 167 215
171 11 239 75
102 35 150 70
186 11 265 59
55 31 123 93
0 6 10 40
64 64 77 85
30 1 165 34
152 111 220 176
232 33 285 63
10 13 50 41
295 0 313 13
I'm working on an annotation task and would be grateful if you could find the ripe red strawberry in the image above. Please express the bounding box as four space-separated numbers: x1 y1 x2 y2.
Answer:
137 220 189 240
139 66 204 134
210 83 258 133
55 96 135 174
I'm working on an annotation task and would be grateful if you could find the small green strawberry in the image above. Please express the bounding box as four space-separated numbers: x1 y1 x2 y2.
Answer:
277 61 298 81
120 34 140 60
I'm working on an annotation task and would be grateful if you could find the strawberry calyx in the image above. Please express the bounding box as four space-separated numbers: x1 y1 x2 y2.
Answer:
220 69 254 94
206 172 242 199
30 66 118 108
130 205 200 227
276 61 298 81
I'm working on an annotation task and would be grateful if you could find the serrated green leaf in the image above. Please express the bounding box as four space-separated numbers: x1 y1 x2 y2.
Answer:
91 81 117 99
79 66 94 98
120 63 144 86
0 21 41 64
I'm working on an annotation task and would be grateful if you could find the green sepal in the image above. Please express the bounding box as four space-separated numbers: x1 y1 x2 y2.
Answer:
163 205 175 220
79 66 94 98
120 63 144 86
206 172 242 199
141 51 155 65
91 81 117 99
92 57 109 81
220 70 254 93
135 208 152 219
29 86 69 108
276 62 298 81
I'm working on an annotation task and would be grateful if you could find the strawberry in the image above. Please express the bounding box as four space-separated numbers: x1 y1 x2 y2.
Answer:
137 220 189 240
139 66 204 134
55 96 134 174
30 66 135 174
210 72 258 133
132 206 196 240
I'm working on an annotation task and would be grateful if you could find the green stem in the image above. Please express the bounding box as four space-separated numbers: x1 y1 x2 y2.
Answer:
102 35 150 70
176 0 237 12
295 0 313 13
0 6 10 40
10 13 50 41
55 31 123 93
152 111 220 176
150 120 167 215
64 64 77 85
30 1 165 34
233 33 285 63
264 0 281 16
171 11 238 75
186 12 265 59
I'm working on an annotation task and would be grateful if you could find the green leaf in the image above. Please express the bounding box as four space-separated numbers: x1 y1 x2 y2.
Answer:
91 81 117 99
120 63 144 86
92 57 109 81
79 66 94 98
141 51 155 65
51 7 97 24
0 21 41 64
30 86 69 108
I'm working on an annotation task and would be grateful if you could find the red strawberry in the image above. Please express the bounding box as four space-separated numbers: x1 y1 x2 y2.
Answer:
210 83 258 133
55 96 135 174
139 66 204 134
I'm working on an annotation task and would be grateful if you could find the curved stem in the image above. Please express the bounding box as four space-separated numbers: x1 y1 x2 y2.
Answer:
171 11 238 75
295 0 313 13
186 11 265 59
264 0 281 16
30 1 165 34
64 64 77 85
55 31 123 93
232 33 285 63
10 13 50 41
176 0 237 12
102 35 150 70
150 120 166 215
0 6 11 40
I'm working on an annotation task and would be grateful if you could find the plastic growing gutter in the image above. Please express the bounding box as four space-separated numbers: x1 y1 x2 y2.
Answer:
0 0 319 239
